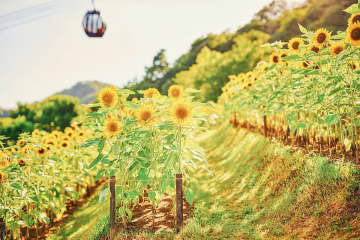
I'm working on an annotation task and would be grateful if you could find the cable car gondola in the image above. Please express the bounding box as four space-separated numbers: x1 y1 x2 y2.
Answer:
82 1 106 38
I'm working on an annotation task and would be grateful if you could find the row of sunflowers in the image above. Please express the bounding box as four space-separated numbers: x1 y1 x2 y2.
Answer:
220 2 360 160
0 85 211 239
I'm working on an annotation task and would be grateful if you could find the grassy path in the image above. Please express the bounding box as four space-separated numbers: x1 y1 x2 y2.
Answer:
47 185 109 240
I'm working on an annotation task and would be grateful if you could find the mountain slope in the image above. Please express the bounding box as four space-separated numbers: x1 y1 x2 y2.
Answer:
57 81 110 104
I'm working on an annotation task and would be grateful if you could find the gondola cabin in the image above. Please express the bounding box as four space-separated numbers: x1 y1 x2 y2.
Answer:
83 10 106 38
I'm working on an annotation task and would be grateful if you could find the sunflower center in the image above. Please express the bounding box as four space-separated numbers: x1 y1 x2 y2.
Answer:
102 93 114 105
303 61 309 68
62 142 68 147
311 46 320 53
292 41 300 50
176 107 188 120
352 15 360 24
39 149 45 154
141 111 152 121
281 54 287 58
351 27 360 41
171 89 180 97
273 56 279 63
317 33 326 43
108 122 118 132
334 46 344 55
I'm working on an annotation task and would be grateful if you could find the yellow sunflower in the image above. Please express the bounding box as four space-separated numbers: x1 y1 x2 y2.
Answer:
60 140 70 148
330 42 345 57
136 105 156 126
143 88 161 98
171 100 193 126
104 118 123 137
313 28 330 47
301 60 311 69
98 87 118 108
346 22 360 46
168 85 183 99
349 61 360 71
132 97 138 104
348 14 360 26
308 44 321 54
37 147 46 155
288 37 303 52
17 140 25 147
270 52 281 65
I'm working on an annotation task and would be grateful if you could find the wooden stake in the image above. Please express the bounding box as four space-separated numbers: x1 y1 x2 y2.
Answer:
176 173 183 233
109 176 116 240
0 218 5 240
263 115 268 137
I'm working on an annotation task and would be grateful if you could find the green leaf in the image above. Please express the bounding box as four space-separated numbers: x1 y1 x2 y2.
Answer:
81 138 101 148
138 168 149 181
22 214 34 227
325 114 339 125
10 182 23 191
298 24 308 34
282 55 302 61
344 3 360 14
87 154 103 169
99 188 108 203
148 191 156 202
97 138 106 153
95 169 106 182
185 189 194 205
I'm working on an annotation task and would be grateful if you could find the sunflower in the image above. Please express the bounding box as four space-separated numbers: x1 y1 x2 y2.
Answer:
104 118 122 137
348 14 360 26
270 52 281 65
17 140 25 147
280 52 288 62
171 100 193 126
132 97 138 104
60 140 70 148
136 105 156 126
346 22 360 46
349 61 360 71
98 87 118 108
168 85 183 99
313 28 330 47
288 37 303 52
308 44 321 54
37 147 46 155
18 159 26 167
143 88 161 98
32 129 40 137
301 60 311 69
330 42 345 57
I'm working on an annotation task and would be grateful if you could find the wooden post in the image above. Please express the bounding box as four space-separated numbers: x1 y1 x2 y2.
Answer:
176 173 183 233
109 176 116 240
0 218 5 240
263 115 268 137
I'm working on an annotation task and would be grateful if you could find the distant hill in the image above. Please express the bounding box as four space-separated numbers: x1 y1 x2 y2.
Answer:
57 80 111 104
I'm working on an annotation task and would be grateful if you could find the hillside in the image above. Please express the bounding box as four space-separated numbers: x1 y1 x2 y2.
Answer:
57 80 110 104
126 0 356 102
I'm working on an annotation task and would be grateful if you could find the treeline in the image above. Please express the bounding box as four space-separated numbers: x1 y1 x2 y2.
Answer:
126 0 357 102
0 95 79 143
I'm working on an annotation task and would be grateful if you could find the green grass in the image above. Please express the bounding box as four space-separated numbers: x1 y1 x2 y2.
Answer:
47 185 109 240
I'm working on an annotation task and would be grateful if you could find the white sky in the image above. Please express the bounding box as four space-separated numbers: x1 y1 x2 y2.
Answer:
0 0 302 109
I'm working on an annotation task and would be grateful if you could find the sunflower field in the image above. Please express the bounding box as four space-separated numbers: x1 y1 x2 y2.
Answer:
0 84 212 239
221 2 360 162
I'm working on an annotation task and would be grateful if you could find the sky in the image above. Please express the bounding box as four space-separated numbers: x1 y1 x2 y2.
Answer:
0 0 302 109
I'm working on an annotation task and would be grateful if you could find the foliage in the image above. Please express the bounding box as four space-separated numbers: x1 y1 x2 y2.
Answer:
1 95 79 143
221 2 360 156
